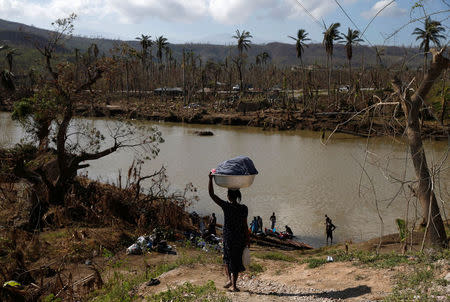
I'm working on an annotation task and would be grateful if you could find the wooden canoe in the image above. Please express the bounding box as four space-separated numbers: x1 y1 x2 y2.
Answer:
250 234 313 250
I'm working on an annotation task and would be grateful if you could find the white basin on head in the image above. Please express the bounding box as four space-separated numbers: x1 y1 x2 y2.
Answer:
213 174 256 189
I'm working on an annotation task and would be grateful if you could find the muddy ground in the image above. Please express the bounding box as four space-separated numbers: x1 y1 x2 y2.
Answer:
3 225 446 301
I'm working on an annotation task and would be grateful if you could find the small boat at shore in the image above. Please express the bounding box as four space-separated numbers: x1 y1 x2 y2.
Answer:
250 232 313 250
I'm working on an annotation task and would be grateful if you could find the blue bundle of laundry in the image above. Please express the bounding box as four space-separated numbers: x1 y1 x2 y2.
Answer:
215 156 258 175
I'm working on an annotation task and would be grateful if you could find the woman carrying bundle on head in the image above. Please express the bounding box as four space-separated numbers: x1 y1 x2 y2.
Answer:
208 173 249 292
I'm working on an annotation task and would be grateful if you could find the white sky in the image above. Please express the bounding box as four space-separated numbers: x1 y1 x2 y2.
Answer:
0 0 448 46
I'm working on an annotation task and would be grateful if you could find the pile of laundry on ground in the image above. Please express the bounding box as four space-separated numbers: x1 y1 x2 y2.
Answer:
126 229 177 255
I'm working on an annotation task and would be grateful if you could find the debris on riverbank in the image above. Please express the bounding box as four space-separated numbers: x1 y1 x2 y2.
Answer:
1 92 448 140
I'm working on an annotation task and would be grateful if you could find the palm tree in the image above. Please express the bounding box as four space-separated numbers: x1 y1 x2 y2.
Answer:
289 29 310 67
136 34 152 80
343 28 363 84
155 35 169 64
232 29 252 90
289 29 310 103
136 34 152 59
256 51 271 66
233 29 252 56
413 17 445 71
261 51 270 65
323 23 342 99
135 35 151 92
255 53 262 66
155 36 169 91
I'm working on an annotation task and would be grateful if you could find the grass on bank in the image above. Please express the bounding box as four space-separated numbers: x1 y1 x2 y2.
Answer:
384 262 449 301
253 251 297 262
147 281 230 302
248 263 265 277
252 244 450 270
89 249 222 302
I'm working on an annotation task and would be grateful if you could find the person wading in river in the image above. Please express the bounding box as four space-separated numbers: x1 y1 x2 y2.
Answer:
325 214 336 245
209 172 249 292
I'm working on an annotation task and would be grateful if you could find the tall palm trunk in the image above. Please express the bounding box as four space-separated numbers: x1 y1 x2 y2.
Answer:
328 55 333 102
326 55 330 99
300 58 307 107
423 52 428 76
348 59 352 85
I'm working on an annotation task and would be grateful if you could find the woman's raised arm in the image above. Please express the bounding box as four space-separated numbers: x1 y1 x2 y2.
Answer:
209 172 225 207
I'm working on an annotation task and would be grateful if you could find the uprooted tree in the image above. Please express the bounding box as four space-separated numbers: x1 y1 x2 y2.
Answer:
391 48 448 248
10 14 163 206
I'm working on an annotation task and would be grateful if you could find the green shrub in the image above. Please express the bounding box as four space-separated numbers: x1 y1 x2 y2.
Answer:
42 294 62 302
306 257 327 269
248 263 265 276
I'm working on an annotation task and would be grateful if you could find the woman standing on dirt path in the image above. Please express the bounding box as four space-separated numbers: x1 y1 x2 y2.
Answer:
209 172 249 292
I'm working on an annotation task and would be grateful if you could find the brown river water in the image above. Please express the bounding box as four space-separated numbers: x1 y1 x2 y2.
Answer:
1 112 448 247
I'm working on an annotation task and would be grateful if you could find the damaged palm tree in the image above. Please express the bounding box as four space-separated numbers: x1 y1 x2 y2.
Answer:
391 48 449 248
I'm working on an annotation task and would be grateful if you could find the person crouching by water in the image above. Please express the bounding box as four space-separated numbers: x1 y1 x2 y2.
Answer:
209 173 249 292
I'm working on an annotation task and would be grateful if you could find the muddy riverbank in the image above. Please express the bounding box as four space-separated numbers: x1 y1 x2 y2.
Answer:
1 95 448 140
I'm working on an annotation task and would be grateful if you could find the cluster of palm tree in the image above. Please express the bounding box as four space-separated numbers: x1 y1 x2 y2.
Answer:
285 15 445 99
1 15 446 106
134 34 171 89
287 23 362 98
255 52 270 66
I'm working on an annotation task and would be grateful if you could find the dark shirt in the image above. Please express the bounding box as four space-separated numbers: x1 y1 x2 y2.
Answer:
217 200 248 248
326 222 336 233
270 215 276 223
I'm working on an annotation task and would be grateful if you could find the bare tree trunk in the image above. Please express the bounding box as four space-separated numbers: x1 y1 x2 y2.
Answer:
238 62 243 93
440 70 447 125
392 48 449 247
327 55 331 100
182 49 186 105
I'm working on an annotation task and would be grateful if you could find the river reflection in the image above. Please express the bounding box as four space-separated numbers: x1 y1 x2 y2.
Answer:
1 112 448 247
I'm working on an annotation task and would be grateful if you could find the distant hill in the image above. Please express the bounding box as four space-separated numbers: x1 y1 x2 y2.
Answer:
0 18 423 69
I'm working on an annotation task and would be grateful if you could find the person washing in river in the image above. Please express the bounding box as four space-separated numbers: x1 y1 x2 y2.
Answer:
209 172 249 292
285 225 293 236
325 214 336 245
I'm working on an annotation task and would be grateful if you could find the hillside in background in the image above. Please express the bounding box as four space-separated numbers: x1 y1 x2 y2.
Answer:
0 18 424 70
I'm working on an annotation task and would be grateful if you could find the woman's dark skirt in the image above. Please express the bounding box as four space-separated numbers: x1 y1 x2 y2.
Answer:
223 242 245 274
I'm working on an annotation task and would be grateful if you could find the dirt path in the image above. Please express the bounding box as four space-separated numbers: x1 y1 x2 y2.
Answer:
136 257 396 301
